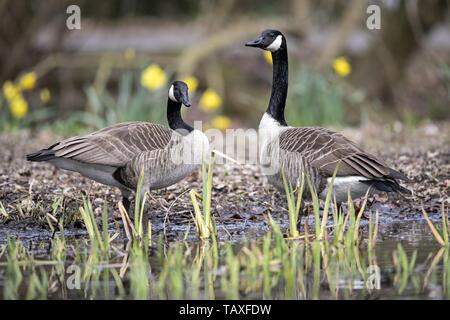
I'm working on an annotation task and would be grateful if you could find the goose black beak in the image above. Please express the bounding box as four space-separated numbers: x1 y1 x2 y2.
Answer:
180 95 191 107
245 36 263 48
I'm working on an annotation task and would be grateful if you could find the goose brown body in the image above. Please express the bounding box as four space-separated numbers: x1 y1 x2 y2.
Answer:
260 116 409 201
27 122 204 192
27 81 208 213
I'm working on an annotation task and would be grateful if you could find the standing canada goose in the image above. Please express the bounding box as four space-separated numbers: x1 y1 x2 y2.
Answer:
245 29 410 202
27 81 209 219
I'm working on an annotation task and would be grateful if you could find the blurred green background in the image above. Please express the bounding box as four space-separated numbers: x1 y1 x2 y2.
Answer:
0 0 449 134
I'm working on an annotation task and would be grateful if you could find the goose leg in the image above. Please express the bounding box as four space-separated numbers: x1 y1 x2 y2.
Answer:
296 203 307 231
335 203 342 216
122 197 131 214
120 189 132 214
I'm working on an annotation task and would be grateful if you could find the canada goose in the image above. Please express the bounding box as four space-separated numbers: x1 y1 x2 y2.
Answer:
245 29 410 202
27 81 209 219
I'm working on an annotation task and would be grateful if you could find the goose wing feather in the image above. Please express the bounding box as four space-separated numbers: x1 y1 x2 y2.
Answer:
278 127 408 180
49 122 172 167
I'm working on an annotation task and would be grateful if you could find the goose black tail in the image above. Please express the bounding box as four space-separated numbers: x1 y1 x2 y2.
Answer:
26 149 56 162
361 178 412 195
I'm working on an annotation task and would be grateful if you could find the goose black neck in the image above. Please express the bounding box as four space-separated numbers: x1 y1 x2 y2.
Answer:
267 44 288 126
167 99 193 133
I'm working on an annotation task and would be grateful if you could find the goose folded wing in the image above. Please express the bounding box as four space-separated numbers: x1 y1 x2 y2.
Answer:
49 122 172 167
278 127 407 180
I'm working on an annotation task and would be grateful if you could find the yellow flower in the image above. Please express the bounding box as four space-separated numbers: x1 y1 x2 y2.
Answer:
19 72 37 91
40 88 51 103
333 56 352 77
9 96 28 119
2 81 20 101
211 115 231 130
263 51 272 65
141 64 166 91
199 89 222 112
182 76 199 92
124 48 136 61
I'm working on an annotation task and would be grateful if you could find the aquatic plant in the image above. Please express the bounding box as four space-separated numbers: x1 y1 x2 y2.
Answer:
422 204 449 246
0 201 9 219
392 243 417 294
117 168 151 245
190 153 216 240
80 198 109 253
281 171 304 238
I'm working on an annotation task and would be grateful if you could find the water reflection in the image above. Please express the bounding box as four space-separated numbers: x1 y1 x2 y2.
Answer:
0 233 448 300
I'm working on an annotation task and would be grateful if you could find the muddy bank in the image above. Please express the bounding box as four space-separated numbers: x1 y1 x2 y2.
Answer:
0 122 449 242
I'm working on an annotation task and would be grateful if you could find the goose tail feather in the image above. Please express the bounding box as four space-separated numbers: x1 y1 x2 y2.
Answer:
26 149 56 162
361 178 412 195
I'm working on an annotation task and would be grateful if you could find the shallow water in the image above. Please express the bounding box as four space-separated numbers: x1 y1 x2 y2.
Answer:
0 216 448 300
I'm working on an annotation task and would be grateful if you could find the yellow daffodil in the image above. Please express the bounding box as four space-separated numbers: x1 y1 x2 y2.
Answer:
141 64 166 91
19 72 37 91
9 96 28 119
182 76 199 92
40 88 51 104
199 89 222 112
124 48 136 61
333 56 352 77
211 115 231 130
2 81 20 101
263 51 272 65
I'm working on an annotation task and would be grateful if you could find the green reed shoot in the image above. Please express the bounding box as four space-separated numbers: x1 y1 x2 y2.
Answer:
133 167 148 240
266 213 287 260
117 168 150 244
262 232 272 298
79 197 110 253
0 201 9 219
45 195 64 233
26 268 48 300
311 240 322 299
282 242 297 299
80 197 101 244
318 164 339 241
368 210 379 265
445 249 450 299
222 244 240 299
129 242 150 299
4 240 24 300
190 153 216 240
422 204 449 246
281 171 304 238
168 245 185 299
393 243 417 294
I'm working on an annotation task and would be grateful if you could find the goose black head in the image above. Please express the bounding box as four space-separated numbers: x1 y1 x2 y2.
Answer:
168 81 191 107
245 29 285 52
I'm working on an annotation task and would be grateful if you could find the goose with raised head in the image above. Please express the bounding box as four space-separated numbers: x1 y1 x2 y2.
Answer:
27 81 209 217
245 29 410 202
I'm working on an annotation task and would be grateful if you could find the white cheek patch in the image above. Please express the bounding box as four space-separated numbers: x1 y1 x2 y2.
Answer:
168 85 177 102
266 35 282 52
